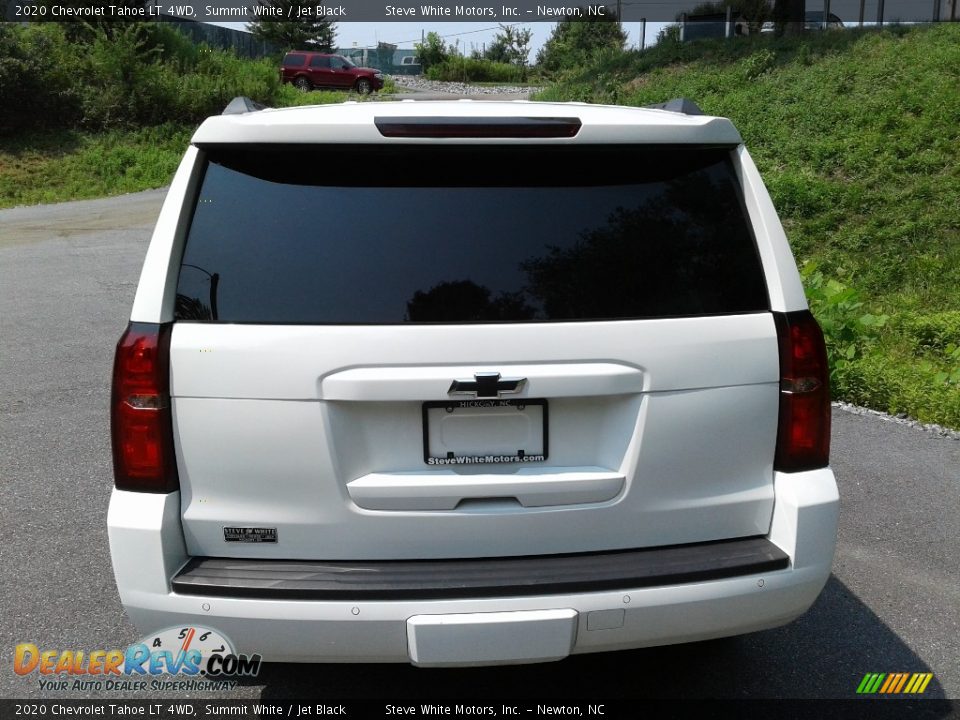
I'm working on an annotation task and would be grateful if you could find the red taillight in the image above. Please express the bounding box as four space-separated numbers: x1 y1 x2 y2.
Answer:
374 116 582 139
774 310 831 472
111 323 178 492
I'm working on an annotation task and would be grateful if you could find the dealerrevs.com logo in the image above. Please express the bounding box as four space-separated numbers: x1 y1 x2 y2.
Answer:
14 626 261 692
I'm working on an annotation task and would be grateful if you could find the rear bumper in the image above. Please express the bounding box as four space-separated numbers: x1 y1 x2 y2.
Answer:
171 537 789 600
107 469 838 666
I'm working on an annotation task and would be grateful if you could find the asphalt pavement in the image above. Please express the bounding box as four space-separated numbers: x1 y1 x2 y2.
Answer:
1 189 957 706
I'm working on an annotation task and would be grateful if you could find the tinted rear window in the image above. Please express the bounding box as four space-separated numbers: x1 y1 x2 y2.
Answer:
282 53 306 67
176 145 768 324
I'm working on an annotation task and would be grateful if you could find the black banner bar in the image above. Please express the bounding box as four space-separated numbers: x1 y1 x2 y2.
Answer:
0 699 955 720
2 0 951 23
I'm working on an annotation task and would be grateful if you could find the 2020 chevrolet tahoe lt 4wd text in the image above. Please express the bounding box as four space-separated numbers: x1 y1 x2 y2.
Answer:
108 97 839 666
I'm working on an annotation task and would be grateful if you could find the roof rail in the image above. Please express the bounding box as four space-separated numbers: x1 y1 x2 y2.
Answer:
644 98 704 116
223 97 268 116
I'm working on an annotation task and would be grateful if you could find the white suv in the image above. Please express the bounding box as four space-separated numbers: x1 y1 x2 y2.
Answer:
108 98 839 666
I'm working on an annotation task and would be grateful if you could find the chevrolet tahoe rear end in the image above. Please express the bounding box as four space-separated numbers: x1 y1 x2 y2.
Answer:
107 99 839 666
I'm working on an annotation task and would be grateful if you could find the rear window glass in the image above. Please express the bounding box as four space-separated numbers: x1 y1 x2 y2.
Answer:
282 53 306 67
176 145 768 324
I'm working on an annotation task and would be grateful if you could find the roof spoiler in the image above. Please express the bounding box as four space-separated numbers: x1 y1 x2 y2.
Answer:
223 97 269 115
644 98 704 116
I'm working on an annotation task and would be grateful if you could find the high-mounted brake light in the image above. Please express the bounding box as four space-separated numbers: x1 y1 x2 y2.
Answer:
374 116 582 139
110 323 179 492
774 311 831 472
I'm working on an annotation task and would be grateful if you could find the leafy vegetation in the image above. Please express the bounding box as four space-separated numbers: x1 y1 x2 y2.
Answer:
418 25 534 82
480 24 533 67
0 125 191 207
536 24 960 426
0 22 358 208
248 0 337 52
427 58 528 83
0 87 353 208
413 31 449 72
0 22 361 134
536 6 626 76
687 0 771 30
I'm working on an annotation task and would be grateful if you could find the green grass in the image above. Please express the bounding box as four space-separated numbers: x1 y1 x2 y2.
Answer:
426 57 529 83
0 71 401 210
0 21 386 207
0 90 351 209
272 85 353 107
0 125 192 208
466 81 542 87
536 24 960 427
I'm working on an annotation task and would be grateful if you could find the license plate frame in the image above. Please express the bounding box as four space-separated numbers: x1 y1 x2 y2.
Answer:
421 398 549 466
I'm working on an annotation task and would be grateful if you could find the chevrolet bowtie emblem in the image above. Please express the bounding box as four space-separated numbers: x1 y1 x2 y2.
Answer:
448 372 527 399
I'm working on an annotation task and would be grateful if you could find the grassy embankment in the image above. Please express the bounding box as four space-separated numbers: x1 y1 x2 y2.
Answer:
0 23 395 208
535 24 960 426
0 86 394 208
0 89 350 208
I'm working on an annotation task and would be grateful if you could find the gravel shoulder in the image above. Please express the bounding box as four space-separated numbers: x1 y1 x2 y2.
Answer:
834 401 960 440
388 75 540 101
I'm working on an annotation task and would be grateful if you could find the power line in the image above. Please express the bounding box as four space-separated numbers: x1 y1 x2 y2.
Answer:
381 24 523 46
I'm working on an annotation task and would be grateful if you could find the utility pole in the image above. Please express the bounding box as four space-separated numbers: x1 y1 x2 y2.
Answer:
877 0 885 26
640 17 646 49
823 0 830 28
859 0 865 26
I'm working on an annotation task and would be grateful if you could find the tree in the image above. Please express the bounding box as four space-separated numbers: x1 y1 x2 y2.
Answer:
536 7 627 74
772 0 806 35
656 24 682 46
414 31 449 71
34 0 153 42
374 42 397 72
484 24 533 67
483 35 510 64
688 0 772 32
248 0 336 51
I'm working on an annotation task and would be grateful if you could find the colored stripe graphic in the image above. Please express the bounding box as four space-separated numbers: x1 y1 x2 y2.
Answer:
892 673 909 693
857 673 884 694
879 674 896 693
857 672 933 694
903 673 934 694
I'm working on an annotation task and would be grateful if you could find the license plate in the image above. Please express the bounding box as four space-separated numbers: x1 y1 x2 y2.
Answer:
407 609 576 666
422 399 548 466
